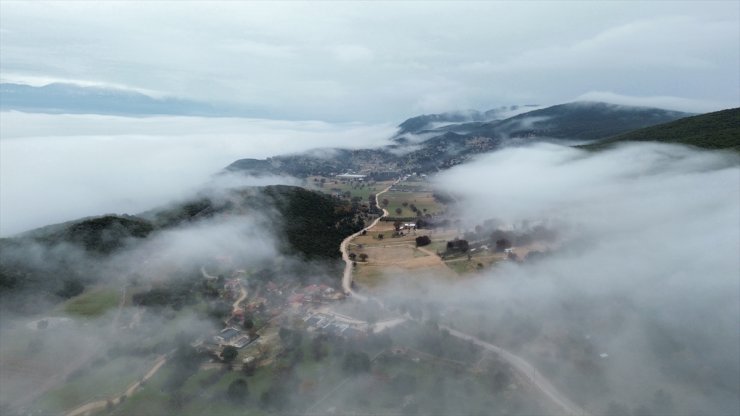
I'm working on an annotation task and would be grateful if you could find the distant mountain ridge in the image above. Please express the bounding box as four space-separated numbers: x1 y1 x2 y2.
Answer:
0 82 250 117
228 101 693 176
396 104 542 135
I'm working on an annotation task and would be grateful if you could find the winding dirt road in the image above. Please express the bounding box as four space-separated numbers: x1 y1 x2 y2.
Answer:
441 325 588 416
63 352 170 416
340 180 397 301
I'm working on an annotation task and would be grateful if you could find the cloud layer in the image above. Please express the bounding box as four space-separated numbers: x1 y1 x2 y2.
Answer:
1 2 737 120
0 112 394 236
412 143 740 414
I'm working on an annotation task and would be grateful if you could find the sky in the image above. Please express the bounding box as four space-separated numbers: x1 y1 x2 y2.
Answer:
1 1 738 121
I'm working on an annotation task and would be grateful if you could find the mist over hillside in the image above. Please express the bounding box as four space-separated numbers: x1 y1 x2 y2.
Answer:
375 143 740 415
1 2 738 414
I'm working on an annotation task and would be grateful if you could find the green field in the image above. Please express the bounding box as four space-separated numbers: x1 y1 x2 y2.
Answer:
307 177 393 202
381 190 445 218
109 335 348 416
36 355 157 413
62 287 119 317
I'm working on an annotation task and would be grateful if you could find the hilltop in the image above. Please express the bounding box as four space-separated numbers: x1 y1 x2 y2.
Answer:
582 107 740 151
0 185 369 310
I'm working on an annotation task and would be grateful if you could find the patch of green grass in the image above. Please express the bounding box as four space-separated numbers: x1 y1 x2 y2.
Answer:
445 256 502 275
36 355 156 413
383 190 445 218
427 240 448 254
63 287 119 317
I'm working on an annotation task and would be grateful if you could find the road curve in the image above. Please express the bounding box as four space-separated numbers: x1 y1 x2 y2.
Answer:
64 352 170 416
340 180 397 301
441 325 589 416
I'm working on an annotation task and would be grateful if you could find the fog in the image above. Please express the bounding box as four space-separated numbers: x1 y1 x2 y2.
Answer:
393 143 739 414
2 2 737 120
0 111 394 236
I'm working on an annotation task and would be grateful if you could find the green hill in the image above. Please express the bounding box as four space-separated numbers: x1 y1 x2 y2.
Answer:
0 186 364 309
583 108 740 151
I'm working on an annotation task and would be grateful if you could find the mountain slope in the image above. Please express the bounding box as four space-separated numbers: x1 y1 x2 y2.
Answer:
582 107 740 150
0 186 365 309
225 101 694 176
472 101 691 141
396 105 541 135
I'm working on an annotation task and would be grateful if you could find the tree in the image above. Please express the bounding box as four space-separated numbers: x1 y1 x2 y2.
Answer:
495 239 512 252
227 378 248 403
242 360 257 376
221 345 238 363
446 239 469 253
243 318 254 330
348 253 356 261
311 336 329 361
395 208 403 215
381 198 389 207
358 253 369 262
342 351 371 374
415 236 431 247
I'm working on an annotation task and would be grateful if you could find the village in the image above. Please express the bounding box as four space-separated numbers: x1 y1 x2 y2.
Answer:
195 265 391 370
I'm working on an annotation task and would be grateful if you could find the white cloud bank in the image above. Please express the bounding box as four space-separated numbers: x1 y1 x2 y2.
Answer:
0 112 395 236
420 143 740 414
1 2 737 120
574 91 729 113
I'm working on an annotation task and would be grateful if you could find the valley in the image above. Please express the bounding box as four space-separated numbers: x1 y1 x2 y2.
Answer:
1 103 738 416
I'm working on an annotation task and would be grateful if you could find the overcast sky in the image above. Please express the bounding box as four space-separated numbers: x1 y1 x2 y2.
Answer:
1 1 738 121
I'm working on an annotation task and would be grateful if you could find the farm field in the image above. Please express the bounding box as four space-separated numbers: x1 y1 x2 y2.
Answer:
35 355 158 413
306 176 394 201
62 287 120 317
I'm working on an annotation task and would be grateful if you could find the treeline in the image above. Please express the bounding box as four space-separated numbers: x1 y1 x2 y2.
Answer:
583 107 740 151
0 185 363 312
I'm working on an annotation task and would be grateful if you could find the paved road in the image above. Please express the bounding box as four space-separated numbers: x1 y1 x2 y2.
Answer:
441 325 589 416
340 180 397 301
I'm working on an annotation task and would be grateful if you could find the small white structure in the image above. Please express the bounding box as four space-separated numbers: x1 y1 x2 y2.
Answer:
336 173 366 180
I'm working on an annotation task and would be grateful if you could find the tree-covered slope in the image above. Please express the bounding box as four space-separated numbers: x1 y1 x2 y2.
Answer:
583 108 740 150
0 186 364 307
225 101 694 177
472 101 691 141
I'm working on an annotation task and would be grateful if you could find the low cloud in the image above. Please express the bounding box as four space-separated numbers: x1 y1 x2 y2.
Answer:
575 91 732 113
0 112 394 236
379 142 740 414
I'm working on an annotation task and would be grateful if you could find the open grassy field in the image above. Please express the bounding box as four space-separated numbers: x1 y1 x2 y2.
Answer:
109 335 351 416
35 355 158 413
381 190 445 218
306 176 394 201
62 287 120 317
444 256 504 274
